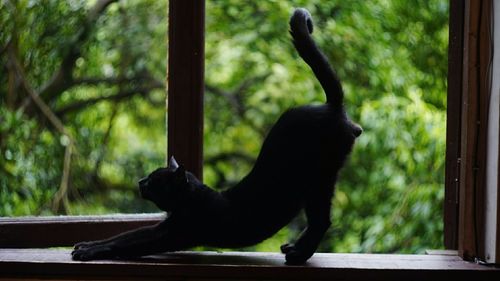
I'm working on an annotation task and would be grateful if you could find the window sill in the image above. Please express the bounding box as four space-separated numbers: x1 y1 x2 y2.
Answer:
0 249 498 281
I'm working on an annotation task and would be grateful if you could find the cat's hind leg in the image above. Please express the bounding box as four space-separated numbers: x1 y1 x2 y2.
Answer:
282 193 332 264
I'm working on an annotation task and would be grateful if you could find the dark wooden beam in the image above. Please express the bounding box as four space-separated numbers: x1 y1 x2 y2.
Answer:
458 0 492 261
444 0 465 250
1 249 499 281
0 215 163 248
167 0 205 178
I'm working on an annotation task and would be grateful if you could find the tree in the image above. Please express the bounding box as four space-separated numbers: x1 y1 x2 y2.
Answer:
1 0 166 214
0 0 448 253
204 0 448 253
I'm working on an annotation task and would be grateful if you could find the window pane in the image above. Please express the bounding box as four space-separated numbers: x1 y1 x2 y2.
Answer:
203 0 448 253
0 0 168 215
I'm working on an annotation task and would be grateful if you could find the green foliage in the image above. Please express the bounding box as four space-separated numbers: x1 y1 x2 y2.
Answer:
204 0 448 253
0 107 61 215
0 0 448 253
331 92 445 253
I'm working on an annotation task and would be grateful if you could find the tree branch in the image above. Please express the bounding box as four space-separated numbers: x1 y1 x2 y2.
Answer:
205 72 270 117
90 102 120 188
0 41 9 57
205 73 271 137
205 151 256 189
73 77 132 85
10 48 75 215
55 85 161 116
10 48 72 140
205 151 255 166
54 69 164 116
21 0 119 110
72 71 164 88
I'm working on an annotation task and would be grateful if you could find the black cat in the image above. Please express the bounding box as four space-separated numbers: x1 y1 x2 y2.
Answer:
72 8 362 265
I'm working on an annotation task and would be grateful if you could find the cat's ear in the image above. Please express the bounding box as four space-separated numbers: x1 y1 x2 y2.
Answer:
168 156 179 170
173 165 187 185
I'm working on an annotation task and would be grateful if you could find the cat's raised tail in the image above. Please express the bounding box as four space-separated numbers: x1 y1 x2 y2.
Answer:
289 8 343 107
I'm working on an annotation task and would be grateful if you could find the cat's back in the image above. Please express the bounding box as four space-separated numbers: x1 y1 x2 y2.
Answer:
225 103 358 196
277 104 344 131
237 103 356 186
261 104 352 157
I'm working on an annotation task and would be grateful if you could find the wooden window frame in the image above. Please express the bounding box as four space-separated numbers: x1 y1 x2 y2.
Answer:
0 249 498 281
445 0 499 262
444 0 465 251
1 0 499 272
166 0 204 179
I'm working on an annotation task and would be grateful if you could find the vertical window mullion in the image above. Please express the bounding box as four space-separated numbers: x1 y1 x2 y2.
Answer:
458 0 493 261
167 0 205 178
445 0 465 250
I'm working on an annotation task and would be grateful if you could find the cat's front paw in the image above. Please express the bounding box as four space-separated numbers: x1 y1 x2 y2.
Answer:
280 243 295 254
280 243 313 265
74 241 98 250
71 245 113 261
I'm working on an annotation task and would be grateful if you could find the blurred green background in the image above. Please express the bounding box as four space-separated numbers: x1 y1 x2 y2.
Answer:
0 0 448 254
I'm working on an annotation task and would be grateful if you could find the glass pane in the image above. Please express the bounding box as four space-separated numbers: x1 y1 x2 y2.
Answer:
203 0 448 253
0 0 168 215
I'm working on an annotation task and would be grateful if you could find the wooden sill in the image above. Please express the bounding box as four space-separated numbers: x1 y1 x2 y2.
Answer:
0 249 498 281
0 214 164 248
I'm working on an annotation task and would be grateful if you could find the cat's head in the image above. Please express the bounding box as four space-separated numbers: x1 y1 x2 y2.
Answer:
138 156 190 212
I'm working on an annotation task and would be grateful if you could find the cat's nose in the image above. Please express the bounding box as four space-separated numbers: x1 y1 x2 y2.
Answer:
138 177 148 187
353 125 363 137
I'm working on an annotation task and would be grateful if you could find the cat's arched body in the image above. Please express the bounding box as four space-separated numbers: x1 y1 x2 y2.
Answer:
72 8 362 265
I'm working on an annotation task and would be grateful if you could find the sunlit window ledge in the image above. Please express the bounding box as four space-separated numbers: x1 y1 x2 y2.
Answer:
0 248 498 281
